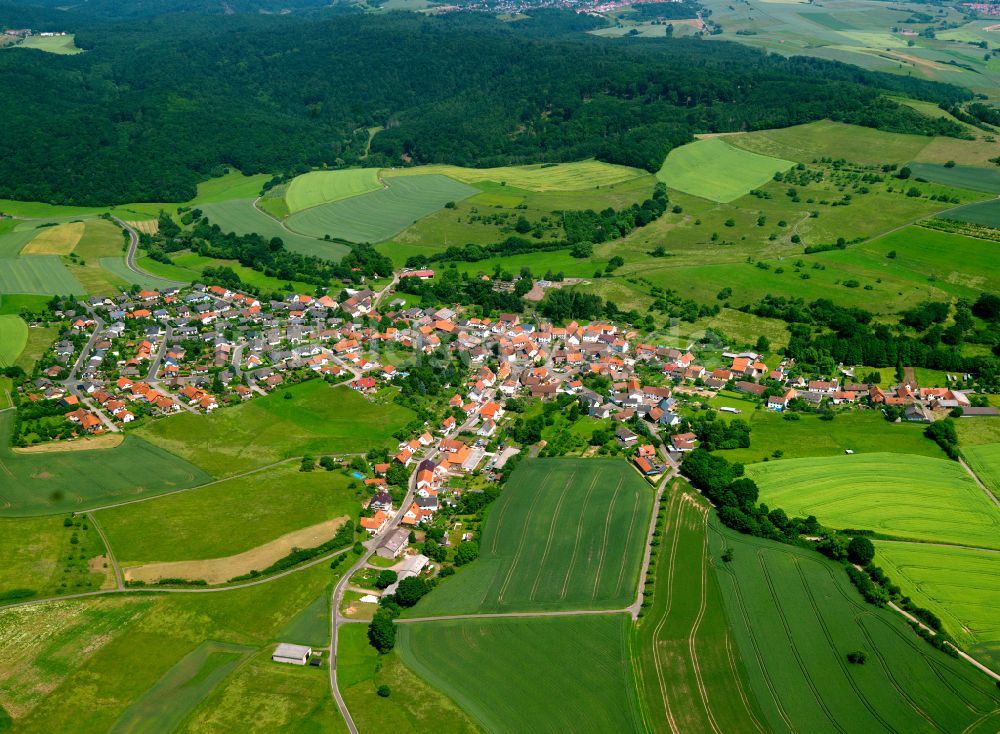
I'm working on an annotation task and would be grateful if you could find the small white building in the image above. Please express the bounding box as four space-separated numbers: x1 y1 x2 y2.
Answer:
272 643 312 666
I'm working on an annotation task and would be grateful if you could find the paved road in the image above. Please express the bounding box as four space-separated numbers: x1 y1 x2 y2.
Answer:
145 325 172 383
66 312 104 384
111 217 186 286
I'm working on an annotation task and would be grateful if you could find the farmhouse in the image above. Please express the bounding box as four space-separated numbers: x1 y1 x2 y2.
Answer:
272 643 312 665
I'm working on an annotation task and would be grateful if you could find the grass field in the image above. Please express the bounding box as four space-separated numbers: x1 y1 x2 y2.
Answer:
20 222 85 255
384 160 646 191
136 380 414 477
907 162 1000 194
397 614 643 733
729 120 933 165
69 220 130 295
198 199 350 261
0 410 212 517
0 316 27 367
873 541 999 670
285 169 383 212
633 484 768 733
711 520 1000 734
97 462 359 565
95 257 169 291
963 442 1000 497
286 174 479 243
12 324 58 373
0 256 83 296
409 457 653 615
337 623 479 734
938 198 1000 228
13 34 81 54
136 251 316 294
657 138 794 203
746 452 1000 548
956 419 1000 447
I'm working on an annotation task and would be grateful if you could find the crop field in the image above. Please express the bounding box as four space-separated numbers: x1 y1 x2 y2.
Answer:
746 453 1000 548
410 458 652 615
0 256 83 295
656 138 794 203
286 174 479 243
66 219 132 295
285 169 383 212
0 316 27 367
907 162 1000 195
938 199 1000 228
728 120 932 165
97 462 358 565
633 484 768 733
384 160 647 191
136 380 414 477
963 442 1000 496
397 614 643 734
873 541 1000 670
711 521 1000 734
0 410 212 517
337 624 478 734
108 640 255 734
96 257 168 291
20 222 85 255
412 457 651 614
197 199 350 261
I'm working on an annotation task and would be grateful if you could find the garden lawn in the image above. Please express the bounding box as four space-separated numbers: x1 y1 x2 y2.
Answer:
873 541 1000 670
97 463 359 564
711 521 1000 734
746 452 1000 548
396 614 643 734
657 138 794 203
285 175 478 243
0 411 211 517
286 169 383 212
409 457 653 615
0 315 28 367
135 380 414 477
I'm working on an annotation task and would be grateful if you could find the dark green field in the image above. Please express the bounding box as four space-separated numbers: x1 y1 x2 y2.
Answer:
939 199 1000 228
908 162 1000 195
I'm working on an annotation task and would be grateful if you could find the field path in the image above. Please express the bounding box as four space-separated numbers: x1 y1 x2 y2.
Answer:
88 512 124 590
958 457 1000 509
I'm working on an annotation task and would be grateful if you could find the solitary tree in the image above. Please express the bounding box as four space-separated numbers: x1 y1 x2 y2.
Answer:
847 536 875 566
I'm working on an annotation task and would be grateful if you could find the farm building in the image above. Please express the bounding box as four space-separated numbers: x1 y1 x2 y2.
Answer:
383 554 429 595
377 527 410 558
272 643 312 665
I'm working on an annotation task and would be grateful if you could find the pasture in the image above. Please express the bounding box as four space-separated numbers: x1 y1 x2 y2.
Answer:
286 174 478 244
0 256 83 296
633 484 768 733
135 379 414 477
711 521 1000 734
285 169 383 212
384 160 646 191
907 162 1000 195
397 614 643 733
337 624 478 734
0 410 212 517
873 541 1000 670
197 199 350 261
746 453 1000 548
0 316 28 367
97 462 358 565
963 442 1000 496
656 138 794 203
409 457 653 615
20 222 85 255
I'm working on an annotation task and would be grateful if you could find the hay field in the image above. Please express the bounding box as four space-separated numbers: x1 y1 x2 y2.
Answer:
20 222 85 255
384 160 646 191
656 138 794 203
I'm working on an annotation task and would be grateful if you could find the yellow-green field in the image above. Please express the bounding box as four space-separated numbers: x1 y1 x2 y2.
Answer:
20 222 85 255
656 137 794 203
383 160 646 191
285 169 383 213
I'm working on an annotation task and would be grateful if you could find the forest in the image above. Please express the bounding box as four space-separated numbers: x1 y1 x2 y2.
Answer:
0 8 971 205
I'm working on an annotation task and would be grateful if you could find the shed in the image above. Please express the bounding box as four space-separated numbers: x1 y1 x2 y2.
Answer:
272 643 312 665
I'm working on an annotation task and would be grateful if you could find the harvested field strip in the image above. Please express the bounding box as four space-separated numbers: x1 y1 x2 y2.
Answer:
12 433 124 452
20 222 85 255
124 220 158 235
122 516 348 584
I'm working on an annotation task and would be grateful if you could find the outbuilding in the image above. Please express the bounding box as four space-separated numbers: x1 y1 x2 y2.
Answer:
272 643 312 666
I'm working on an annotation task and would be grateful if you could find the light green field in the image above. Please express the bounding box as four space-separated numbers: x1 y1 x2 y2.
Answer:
285 169 383 213
135 251 315 294
729 120 932 165
874 541 1000 669
0 411 212 517
907 162 1000 195
746 453 1000 548
634 483 768 733
97 463 358 564
136 380 414 477
0 256 83 295
0 316 28 367
286 174 479 244
657 138 794 203
385 160 646 191
963 443 1000 497
397 614 643 733
711 520 1000 734
837 30 906 48
109 640 254 734
188 170 270 205
337 623 478 734
198 199 350 261
409 457 653 615
277 586 330 648
12 324 58 372
13 34 81 55
0 516 108 601
96 257 170 291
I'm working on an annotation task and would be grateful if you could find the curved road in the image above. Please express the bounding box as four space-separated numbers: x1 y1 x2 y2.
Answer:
111 217 187 287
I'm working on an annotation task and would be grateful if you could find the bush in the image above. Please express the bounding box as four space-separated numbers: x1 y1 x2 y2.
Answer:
377 685 392 697
847 536 875 565
375 570 398 589
393 576 430 607
368 608 397 653
846 650 867 664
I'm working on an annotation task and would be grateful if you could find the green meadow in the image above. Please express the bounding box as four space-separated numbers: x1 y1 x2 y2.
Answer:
657 137 794 203
285 169 383 212
0 316 28 367
747 453 1000 548
97 463 359 564
409 457 653 615
69 219 131 295
0 411 212 517
136 380 414 477
96 257 170 291
397 614 643 734
963 442 1000 497
11 34 81 55
0 256 83 296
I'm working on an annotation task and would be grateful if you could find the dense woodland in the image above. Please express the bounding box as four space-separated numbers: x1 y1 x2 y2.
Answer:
0 8 971 204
